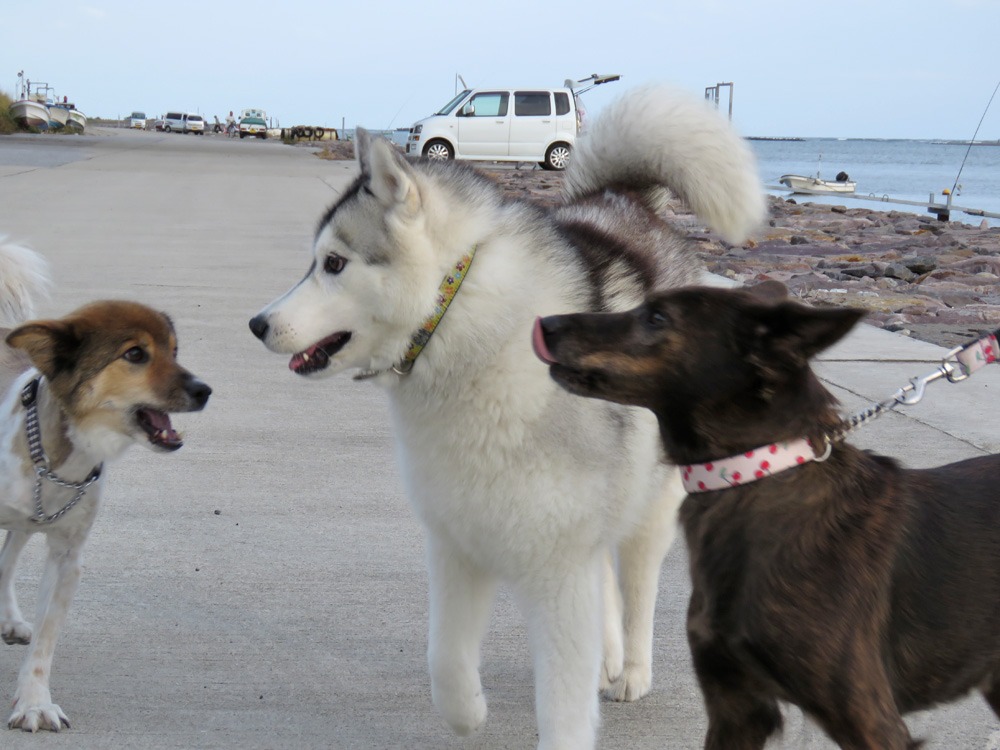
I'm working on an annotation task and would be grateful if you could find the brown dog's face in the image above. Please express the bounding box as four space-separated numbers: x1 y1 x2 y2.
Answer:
5 301 211 452
532 282 864 414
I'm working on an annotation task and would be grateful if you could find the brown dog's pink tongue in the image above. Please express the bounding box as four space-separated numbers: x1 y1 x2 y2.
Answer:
532 318 558 365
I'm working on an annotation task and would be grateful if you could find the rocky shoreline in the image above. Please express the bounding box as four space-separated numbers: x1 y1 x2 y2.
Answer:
479 166 1000 349
313 143 1000 349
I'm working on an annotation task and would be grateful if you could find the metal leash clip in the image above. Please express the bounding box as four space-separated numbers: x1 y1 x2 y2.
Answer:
893 359 959 406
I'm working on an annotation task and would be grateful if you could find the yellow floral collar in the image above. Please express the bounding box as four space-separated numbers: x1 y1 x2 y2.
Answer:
354 245 477 380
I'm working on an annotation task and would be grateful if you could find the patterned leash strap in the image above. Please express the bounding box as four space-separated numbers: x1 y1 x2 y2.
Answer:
833 328 1000 442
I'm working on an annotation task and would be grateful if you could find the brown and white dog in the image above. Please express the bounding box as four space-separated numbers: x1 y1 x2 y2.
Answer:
0 240 211 732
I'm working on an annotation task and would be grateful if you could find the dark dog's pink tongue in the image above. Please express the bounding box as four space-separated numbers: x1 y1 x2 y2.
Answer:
532 318 558 365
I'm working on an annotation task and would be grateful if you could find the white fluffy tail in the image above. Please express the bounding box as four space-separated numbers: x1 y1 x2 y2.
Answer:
0 238 51 326
565 84 766 244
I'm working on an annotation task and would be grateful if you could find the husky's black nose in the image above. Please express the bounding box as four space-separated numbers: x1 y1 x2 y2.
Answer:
249 314 269 340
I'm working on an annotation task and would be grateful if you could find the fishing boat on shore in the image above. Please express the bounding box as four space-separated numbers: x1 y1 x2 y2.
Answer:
779 171 856 194
9 96 49 130
55 100 86 133
8 74 53 131
66 107 86 133
48 102 69 131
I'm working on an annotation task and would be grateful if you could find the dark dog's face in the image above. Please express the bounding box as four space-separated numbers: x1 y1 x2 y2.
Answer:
533 282 863 444
6 301 211 452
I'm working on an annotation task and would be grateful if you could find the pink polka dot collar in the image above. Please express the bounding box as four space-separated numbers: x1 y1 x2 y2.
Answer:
681 436 832 493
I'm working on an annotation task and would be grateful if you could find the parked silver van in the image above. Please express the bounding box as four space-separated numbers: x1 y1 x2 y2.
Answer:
162 112 204 134
405 88 580 170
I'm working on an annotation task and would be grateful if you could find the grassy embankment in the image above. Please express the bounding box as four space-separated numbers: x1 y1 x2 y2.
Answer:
0 90 19 134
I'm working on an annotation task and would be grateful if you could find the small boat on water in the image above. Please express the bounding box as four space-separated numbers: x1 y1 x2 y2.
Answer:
779 171 856 195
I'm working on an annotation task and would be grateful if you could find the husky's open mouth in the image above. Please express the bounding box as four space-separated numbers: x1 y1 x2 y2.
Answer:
135 407 183 451
289 332 352 375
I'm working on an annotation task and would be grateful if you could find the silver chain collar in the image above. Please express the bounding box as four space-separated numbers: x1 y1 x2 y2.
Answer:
20 377 102 525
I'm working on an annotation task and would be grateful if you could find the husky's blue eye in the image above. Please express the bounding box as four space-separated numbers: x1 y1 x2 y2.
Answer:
123 346 148 364
324 254 347 274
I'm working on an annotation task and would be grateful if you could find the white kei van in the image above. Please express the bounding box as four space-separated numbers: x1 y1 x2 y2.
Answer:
405 88 581 170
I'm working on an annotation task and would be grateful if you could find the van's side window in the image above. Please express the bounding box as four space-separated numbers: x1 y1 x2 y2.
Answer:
514 92 551 117
554 93 570 116
468 93 508 117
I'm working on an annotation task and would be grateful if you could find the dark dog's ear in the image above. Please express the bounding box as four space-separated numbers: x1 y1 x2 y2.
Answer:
751 302 864 369
5 320 80 379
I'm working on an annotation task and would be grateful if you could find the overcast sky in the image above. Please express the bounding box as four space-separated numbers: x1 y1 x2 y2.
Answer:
2 0 998 140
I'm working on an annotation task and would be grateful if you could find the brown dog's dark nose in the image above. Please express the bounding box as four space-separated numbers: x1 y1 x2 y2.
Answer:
185 376 212 410
248 314 269 340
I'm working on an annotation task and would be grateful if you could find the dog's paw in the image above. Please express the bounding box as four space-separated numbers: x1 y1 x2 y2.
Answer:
436 690 487 737
7 702 70 732
1 619 32 645
599 650 624 693
601 661 652 702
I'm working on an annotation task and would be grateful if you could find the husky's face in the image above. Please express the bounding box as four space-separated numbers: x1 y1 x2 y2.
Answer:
250 129 438 378
5 301 211 454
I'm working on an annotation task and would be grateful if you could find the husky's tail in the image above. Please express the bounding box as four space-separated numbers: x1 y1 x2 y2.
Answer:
565 84 766 244
0 238 51 327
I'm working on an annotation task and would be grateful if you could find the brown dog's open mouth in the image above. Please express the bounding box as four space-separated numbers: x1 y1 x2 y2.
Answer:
289 332 351 375
135 407 183 451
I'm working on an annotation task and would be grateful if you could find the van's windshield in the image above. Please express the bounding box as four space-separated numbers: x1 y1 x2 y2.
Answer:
435 90 471 116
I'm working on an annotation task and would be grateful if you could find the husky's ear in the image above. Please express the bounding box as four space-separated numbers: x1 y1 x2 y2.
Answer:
5 320 80 379
356 127 420 215
749 302 864 370
355 127 374 175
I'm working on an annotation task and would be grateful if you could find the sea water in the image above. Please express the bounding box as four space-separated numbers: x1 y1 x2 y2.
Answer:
751 138 1000 227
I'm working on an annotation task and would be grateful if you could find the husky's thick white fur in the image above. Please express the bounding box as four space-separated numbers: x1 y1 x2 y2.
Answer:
250 84 764 749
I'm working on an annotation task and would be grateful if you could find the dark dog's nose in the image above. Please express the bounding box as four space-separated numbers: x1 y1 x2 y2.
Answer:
248 314 269 340
185 377 212 410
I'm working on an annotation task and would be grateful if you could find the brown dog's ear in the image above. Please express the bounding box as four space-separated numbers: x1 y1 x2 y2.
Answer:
5 320 80 379
753 302 865 369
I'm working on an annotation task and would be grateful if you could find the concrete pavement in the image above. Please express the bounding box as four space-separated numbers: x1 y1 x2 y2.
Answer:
0 129 998 749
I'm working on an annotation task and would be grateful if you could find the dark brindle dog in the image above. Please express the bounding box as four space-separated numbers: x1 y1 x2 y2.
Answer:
531 281 1000 750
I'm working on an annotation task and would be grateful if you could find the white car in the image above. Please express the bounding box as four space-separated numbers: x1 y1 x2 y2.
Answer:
406 87 580 170
183 114 205 134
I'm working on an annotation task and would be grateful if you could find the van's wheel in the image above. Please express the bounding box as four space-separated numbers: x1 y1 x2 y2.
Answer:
542 143 571 171
239 132 245 139
164 124 171 132
424 139 454 161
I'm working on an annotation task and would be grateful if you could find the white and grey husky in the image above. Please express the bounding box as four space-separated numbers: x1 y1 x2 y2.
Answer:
250 84 764 749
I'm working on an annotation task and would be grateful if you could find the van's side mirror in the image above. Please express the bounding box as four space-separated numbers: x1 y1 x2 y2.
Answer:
461 103 475 117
